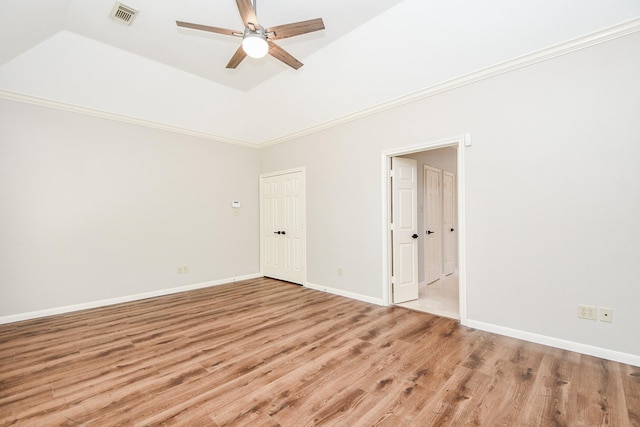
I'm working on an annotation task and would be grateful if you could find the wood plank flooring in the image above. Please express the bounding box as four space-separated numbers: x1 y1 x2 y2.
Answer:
1 277 638 426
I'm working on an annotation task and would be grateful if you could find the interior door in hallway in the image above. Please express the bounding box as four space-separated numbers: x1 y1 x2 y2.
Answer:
443 171 456 276
424 165 442 284
261 170 305 284
391 157 419 303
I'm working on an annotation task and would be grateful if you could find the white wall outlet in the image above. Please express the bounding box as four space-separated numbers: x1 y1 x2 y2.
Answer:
177 265 189 274
600 307 613 323
578 304 597 320
338 267 343 276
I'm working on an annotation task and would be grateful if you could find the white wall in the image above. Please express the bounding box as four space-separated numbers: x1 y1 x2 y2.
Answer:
0 99 260 318
260 32 640 360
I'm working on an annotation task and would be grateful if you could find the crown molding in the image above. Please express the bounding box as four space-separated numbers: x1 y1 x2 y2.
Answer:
2 17 639 148
258 16 640 148
0 89 258 148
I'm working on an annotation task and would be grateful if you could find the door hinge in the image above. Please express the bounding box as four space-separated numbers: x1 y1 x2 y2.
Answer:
389 170 394 178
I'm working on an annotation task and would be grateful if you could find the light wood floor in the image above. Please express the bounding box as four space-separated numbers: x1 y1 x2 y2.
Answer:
1 278 638 426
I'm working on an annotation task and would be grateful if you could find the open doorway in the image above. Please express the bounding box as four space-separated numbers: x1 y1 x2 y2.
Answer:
397 147 458 318
382 136 467 324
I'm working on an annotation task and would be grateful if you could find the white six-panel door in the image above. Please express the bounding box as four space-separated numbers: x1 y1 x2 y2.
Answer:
261 170 305 284
443 171 456 276
424 165 443 284
391 157 419 303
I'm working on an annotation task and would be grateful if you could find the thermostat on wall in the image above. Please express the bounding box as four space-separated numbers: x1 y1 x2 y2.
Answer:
231 201 241 208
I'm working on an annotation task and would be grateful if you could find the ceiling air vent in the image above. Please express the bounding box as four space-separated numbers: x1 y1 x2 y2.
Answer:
109 2 138 25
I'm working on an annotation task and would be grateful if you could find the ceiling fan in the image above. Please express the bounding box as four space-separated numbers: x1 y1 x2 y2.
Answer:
176 0 325 70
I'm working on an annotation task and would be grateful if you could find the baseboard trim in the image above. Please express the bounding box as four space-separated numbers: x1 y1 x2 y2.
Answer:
304 282 384 306
466 319 640 367
0 273 262 325
5 276 636 366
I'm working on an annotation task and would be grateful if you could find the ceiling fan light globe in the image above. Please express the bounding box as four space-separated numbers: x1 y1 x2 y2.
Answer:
242 34 268 58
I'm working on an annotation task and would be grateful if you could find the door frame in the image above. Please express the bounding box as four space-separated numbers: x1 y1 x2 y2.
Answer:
259 167 307 285
381 135 467 325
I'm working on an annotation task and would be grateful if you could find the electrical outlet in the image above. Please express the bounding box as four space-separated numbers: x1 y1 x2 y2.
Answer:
177 265 189 274
578 305 597 320
338 267 343 276
600 307 613 323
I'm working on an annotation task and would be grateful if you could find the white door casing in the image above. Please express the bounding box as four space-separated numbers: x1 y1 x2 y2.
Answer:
443 171 456 276
391 157 419 303
424 165 442 284
261 170 305 284
382 135 466 324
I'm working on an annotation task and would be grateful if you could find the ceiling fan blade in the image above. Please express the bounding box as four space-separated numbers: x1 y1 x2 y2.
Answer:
226 45 247 69
265 18 325 40
268 41 303 70
176 21 240 37
236 0 259 29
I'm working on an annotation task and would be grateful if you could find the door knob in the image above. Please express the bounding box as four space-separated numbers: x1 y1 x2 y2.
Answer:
411 234 418 239
273 231 281 234
450 228 455 232
281 231 286 235
426 230 435 235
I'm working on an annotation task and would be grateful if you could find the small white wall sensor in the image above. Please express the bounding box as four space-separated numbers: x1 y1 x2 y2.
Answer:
464 133 472 147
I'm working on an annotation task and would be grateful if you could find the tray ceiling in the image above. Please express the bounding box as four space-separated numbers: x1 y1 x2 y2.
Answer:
1 0 639 145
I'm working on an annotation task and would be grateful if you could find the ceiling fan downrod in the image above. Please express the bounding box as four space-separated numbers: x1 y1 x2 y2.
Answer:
242 0 268 58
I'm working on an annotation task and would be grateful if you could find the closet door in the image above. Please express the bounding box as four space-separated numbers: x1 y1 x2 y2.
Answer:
261 170 305 284
443 171 456 276
424 165 442 284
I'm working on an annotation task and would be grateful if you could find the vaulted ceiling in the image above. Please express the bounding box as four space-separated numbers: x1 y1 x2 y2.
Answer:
1 0 639 145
